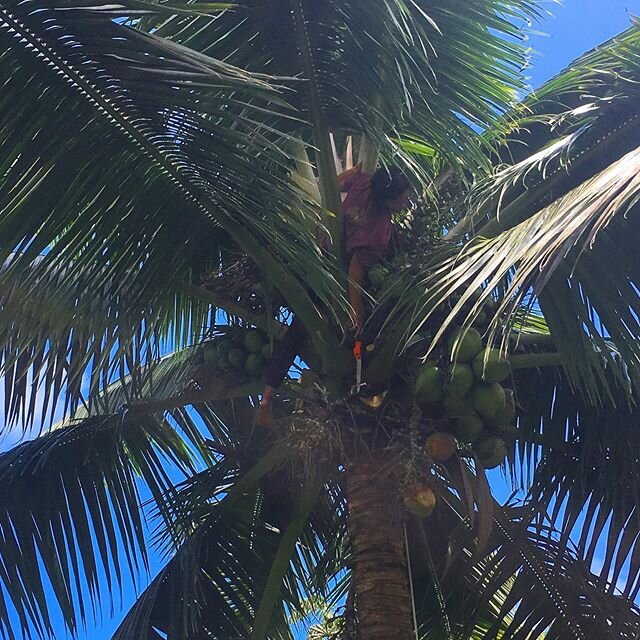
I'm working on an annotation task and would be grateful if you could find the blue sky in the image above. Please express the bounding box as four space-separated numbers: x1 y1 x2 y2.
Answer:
526 0 638 89
5 2 640 638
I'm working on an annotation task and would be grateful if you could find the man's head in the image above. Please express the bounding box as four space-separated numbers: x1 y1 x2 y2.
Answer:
371 166 411 213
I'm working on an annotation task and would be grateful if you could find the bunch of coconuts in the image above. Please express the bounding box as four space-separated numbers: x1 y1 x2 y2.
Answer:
202 328 273 379
414 327 515 466
404 328 517 518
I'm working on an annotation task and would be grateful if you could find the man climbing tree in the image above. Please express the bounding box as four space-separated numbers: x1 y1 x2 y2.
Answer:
341 163 411 334
257 163 411 426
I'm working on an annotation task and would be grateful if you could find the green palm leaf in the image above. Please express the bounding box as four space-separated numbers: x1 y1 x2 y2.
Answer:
113 456 346 639
0 413 195 638
371 22 640 403
136 0 542 180
513 366 640 601
411 485 640 639
0 0 345 431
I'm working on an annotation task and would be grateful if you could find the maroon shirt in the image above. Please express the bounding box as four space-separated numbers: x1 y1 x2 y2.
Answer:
340 171 393 257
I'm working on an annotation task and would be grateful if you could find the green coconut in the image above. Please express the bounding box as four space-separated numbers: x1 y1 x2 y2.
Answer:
487 388 516 426
227 348 247 369
424 432 458 462
203 345 218 365
415 364 443 403
472 349 510 383
453 415 485 444
444 363 475 398
261 343 272 359
244 330 266 353
244 353 264 375
368 265 389 288
217 357 232 373
442 392 475 417
473 383 506 419
403 485 437 518
447 328 483 362
475 311 489 327
216 339 233 358
473 435 507 469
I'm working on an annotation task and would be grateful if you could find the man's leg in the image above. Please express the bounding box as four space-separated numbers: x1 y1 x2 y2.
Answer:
348 251 366 335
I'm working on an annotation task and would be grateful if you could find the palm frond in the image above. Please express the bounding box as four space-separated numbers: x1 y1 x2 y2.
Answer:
411 486 640 640
0 248 283 433
454 21 640 237
114 456 347 639
0 0 345 432
366 23 640 401
510 365 640 602
134 0 543 182
375 140 640 404
0 413 195 638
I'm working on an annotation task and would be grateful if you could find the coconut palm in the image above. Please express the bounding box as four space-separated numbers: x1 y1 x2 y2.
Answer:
2 0 640 639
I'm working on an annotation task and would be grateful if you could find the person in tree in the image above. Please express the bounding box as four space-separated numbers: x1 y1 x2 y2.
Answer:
340 163 411 334
256 164 411 427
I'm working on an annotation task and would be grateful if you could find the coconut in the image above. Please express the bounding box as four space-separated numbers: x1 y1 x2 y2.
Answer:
415 364 443 403
261 343 272 359
244 330 266 353
442 392 475 417
472 349 510 383
475 310 489 327
444 363 475 398
216 339 233 358
487 388 516 426
473 435 507 469
447 328 483 362
454 415 484 443
403 485 437 518
244 353 264 375
473 383 506 419
368 265 389 288
227 348 246 368
203 345 218 365
217 357 232 373
424 432 457 462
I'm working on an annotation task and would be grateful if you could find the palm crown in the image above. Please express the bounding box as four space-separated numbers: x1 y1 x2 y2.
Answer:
1 1 640 639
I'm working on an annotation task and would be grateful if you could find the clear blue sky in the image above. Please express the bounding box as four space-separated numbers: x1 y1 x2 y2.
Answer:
10 2 640 638
526 0 638 89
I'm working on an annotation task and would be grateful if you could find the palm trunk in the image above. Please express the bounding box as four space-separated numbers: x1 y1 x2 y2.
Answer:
346 456 414 640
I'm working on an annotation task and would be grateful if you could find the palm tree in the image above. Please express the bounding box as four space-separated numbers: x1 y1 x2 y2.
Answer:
1 0 640 638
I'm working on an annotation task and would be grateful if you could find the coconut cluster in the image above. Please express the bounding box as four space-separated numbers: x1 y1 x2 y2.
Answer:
200 256 284 315
202 328 272 380
414 327 516 471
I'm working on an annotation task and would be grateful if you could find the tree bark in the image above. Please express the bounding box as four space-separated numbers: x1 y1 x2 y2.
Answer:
346 456 414 640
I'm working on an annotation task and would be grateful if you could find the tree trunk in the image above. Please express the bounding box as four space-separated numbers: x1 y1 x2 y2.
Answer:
346 455 414 640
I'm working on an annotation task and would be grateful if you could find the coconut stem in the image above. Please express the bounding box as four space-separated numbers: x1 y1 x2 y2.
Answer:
509 352 564 370
509 332 555 347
